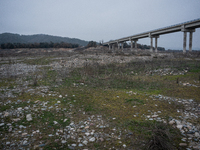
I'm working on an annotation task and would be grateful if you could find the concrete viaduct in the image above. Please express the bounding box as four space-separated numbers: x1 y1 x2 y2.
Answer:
103 18 200 53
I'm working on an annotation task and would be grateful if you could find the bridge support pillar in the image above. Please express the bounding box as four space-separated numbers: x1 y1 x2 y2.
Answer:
121 42 123 51
130 40 133 51
189 31 194 52
109 44 111 50
154 36 159 53
182 26 195 54
112 44 115 51
117 42 120 49
183 32 187 54
150 37 153 52
134 39 138 51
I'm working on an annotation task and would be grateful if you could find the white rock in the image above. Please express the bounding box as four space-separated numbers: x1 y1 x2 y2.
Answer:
177 125 183 129
195 132 199 137
152 115 158 118
57 101 61 104
82 140 88 145
19 125 26 129
26 114 32 121
71 144 76 147
54 121 58 125
61 140 67 144
17 107 22 111
24 107 29 110
63 119 68 122
89 137 95 142
85 132 90 136
169 120 175 125
4 112 9 117
23 140 28 145
6 142 10 145
123 144 126 148
59 95 62 98
22 133 27 136
0 123 5 127
78 143 83 147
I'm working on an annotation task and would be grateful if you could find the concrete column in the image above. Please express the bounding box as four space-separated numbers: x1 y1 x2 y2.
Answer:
112 44 115 50
155 37 158 53
134 40 138 51
109 44 111 50
155 37 157 53
183 32 187 54
118 42 120 49
189 31 193 52
150 37 153 52
130 40 133 51
121 42 123 51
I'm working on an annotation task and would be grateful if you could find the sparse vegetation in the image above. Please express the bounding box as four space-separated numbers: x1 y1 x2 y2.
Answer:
0 48 199 149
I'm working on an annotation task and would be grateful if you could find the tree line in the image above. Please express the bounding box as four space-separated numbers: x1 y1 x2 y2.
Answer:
0 42 79 49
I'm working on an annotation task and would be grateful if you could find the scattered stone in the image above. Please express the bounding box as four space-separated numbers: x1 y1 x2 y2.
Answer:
78 143 83 147
99 138 104 142
89 137 95 142
54 121 58 125
195 132 199 137
85 126 89 129
177 125 183 129
61 140 67 144
82 140 88 145
152 115 158 118
85 132 90 136
71 144 77 147
169 120 175 125
26 114 32 121
39 144 46 147
23 140 28 145
22 133 27 136
179 143 187 146
4 112 9 117
0 123 5 127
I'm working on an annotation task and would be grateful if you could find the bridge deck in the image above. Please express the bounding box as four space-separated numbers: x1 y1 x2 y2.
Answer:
103 18 200 45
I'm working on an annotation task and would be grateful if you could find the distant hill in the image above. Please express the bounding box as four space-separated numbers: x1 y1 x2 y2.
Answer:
0 33 89 46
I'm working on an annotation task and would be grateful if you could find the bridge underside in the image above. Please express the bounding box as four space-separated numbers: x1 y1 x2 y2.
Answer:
104 18 200 53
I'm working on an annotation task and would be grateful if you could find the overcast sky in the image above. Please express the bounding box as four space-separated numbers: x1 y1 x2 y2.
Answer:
1 0 200 50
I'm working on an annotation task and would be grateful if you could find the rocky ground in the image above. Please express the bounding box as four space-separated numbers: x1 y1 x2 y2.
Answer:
0 48 200 149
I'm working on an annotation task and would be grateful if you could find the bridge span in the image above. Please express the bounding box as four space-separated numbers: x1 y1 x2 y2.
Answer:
103 18 200 53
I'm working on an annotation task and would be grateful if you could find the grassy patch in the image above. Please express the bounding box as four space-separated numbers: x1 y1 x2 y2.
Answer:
23 57 54 65
125 98 144 105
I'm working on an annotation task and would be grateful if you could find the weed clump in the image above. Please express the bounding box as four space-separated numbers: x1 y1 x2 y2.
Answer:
146 122 180 150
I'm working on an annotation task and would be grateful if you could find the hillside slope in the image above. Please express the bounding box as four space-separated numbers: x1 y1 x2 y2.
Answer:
0 33 88 46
